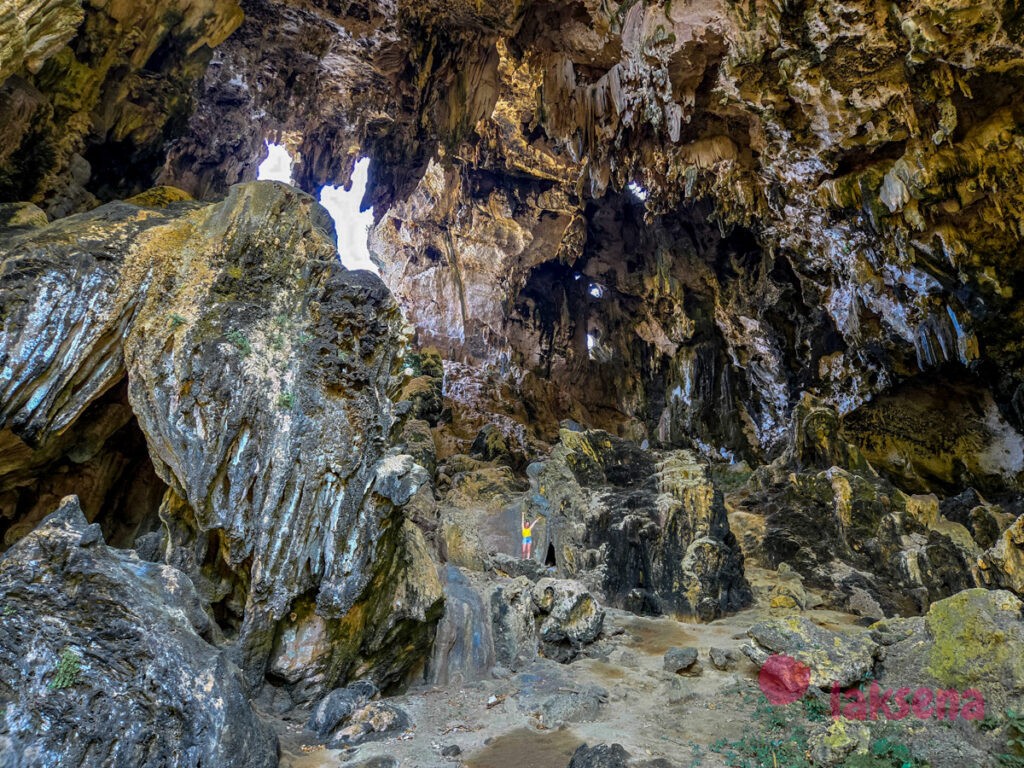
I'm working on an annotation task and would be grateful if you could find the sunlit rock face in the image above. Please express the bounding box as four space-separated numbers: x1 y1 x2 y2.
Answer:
0 182 441 693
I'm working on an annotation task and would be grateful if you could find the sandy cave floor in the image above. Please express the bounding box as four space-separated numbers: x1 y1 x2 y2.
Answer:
271 568 868 768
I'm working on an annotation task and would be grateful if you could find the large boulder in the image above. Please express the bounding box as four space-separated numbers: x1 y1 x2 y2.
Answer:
743 615 880 689
532 578 605 662
875 588 1024 713
307 680 378 739
0 497 277 768
0 182 443 692
490 576 606 669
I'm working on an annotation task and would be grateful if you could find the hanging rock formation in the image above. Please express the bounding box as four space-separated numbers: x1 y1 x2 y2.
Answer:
3 0 1024 765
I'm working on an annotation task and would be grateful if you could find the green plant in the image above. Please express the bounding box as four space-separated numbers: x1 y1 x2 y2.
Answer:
803 694 830 723
276 392 295 410
1 604 14 617
710 694 814 768
226 329 251 356
402 352 422 376
168 313 186 330
845 737 919 768
980 712 1004 732
48 648 81 691
1000 710 1024 766
710 694 925 768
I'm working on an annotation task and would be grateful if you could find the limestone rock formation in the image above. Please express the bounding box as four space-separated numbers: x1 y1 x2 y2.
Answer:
743 615 880 689
426 566 495 685
532 577 606 662
0 181 441 694
0 496 277 768
535 429 751 619
489 575 605 669
980 515 1024 596
874 588 1024 714
0 0 243 215
734 397 995 616
3 0 1024 764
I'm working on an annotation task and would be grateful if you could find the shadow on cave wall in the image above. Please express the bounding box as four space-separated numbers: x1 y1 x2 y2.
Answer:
0 379 167 553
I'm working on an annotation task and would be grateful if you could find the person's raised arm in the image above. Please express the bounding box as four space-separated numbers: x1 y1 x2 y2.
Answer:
530 516 542 531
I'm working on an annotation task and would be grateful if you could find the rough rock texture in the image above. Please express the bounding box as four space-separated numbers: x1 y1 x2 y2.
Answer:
874 588 1024 713
427 565 495 685
535 429 751 619
662 647 700 676
490 576 541 670
6 0 1024 472
307 679 378 738
744 615 880 689
567 743 631 768
980 514 1024 596
0 496 277 768
4 0 1024 763
0 181 442 692
0 0 243 215
490 576 605 669
532 577 606 662
733 396 994 615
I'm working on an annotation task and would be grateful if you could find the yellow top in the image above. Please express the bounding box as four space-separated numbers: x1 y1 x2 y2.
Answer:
522 527 532 538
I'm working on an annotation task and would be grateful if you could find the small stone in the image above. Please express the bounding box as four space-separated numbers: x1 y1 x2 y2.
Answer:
567 743 630 768
663 647 701 675
708 647 739 671
441 744 462 757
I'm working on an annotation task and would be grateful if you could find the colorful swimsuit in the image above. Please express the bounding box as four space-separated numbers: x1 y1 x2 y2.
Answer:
522 527 532 544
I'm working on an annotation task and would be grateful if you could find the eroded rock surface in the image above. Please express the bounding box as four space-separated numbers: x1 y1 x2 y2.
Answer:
0 181 441 693
0 496 277 768
536 429 751 619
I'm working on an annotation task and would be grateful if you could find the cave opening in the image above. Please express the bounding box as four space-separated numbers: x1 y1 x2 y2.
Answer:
544 541 557 567
256 141 377 272
0 379 168 554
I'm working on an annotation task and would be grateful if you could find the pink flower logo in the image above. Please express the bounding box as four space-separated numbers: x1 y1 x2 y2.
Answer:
759 654 811 705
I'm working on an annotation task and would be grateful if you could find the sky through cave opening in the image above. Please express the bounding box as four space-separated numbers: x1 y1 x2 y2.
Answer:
257 142 377 274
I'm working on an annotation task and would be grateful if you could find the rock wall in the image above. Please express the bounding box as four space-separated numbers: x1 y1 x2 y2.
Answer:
0 181 441 693
5 0 1024 469
0 0 243 215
